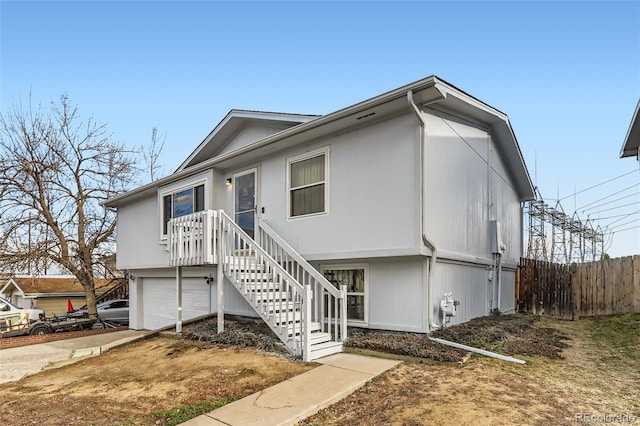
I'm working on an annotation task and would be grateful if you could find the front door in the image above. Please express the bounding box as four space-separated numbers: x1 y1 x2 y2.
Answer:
233 168 257 239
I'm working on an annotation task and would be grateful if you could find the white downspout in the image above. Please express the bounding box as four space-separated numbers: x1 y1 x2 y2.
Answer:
496 252 502 311
407 90 440 332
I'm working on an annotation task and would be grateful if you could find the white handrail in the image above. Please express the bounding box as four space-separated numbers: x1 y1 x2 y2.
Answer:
258 218 341 298
220 211 304 292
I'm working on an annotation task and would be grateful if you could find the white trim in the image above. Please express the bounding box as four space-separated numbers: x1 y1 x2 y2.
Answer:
158 170 213 240
286 147 330 220
320 263 368 326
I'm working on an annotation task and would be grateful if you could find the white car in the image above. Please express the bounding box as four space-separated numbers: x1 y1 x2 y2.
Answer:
0 298 46 336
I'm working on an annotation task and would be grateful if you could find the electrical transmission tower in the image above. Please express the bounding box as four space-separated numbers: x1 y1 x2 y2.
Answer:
549 203 569 264
568 212 584 263
526 198 547 261
526 194 605 264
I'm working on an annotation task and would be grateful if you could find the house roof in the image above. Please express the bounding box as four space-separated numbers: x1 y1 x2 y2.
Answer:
104 75 535 206
1 276 120 297
177 110 319 171
620 99 640 159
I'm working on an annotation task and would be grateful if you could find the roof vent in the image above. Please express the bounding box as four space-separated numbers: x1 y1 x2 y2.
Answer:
356 112 376 120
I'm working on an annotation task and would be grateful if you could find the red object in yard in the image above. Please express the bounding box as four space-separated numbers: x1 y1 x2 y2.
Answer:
67 298 75 313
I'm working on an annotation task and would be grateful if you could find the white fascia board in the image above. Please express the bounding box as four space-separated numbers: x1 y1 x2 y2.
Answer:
620 99 640 158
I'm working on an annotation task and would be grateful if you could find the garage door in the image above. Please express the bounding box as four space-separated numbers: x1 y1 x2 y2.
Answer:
142 277 211 330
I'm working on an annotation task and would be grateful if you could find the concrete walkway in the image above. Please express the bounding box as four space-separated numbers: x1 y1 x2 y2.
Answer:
183 352 401 426
0 329 153 384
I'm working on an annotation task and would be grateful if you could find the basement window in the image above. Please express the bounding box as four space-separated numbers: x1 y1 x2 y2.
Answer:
321 264 367 323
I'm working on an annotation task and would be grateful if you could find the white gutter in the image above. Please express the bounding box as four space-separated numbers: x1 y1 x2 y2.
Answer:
407 90 441 332
429 336 526 364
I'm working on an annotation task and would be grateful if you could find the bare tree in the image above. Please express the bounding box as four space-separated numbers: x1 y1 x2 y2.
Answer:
143 126 166 181
0 94 139 316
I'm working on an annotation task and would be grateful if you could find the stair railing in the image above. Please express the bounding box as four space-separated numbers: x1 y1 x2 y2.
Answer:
218 210 308 357
257 218 348 345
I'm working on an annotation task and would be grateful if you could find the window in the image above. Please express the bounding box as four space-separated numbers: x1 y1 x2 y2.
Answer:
288 148 328 218
322 265 367 322
162 184 205 235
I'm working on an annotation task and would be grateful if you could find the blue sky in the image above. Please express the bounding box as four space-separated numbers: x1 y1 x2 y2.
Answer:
1 0 639 257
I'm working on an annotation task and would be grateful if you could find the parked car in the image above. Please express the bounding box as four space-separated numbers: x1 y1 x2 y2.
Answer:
97 299 129 324
68 299 129 325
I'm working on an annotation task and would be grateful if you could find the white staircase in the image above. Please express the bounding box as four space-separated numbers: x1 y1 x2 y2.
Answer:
216 211 347 361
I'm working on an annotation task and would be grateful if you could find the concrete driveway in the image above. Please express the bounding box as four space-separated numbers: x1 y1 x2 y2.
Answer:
0 330 152 384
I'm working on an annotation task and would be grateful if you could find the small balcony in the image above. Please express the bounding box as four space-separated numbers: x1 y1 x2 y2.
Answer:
168 210 218 267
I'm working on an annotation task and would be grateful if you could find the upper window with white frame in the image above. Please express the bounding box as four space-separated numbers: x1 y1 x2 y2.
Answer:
160 183 205 237
287 148 328 218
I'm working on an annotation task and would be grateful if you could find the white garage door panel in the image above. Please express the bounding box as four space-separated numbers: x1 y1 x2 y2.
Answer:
183 279 210 319
143 278 174 330
142 278 211 330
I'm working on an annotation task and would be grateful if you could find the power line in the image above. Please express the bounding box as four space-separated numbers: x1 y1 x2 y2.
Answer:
612 225 640 233
576 183 639 210
592 201 640 214
582 192 640 213
603 209 640 227
558 169 638 201
589 210 640 221
608 218 640 231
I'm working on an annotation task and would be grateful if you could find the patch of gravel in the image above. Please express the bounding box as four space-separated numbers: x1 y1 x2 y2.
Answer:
346 313 570 362
184 318 288 354
345 331 466 362
183 313 570 363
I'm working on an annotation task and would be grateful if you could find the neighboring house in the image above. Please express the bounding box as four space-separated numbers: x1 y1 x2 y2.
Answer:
0 276 120 317
620 99 640 160
105 75 535 361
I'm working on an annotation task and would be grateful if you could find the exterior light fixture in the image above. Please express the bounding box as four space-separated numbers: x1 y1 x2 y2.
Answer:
226 178 232 186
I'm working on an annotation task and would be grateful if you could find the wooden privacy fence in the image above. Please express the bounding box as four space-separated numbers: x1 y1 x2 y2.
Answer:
517 255 640 320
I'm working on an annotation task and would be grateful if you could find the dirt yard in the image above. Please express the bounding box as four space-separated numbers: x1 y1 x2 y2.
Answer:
0 333 314 425
300 314 640 426
0 314 637 425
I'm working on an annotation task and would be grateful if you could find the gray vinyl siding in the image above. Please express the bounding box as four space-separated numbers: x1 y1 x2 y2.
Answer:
430 261 492 326
424 110 523 263
116 195 167 270
217 124 292 157
118 106 524 331
255 113 421 258
422 110 521 317
366 258 425 332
